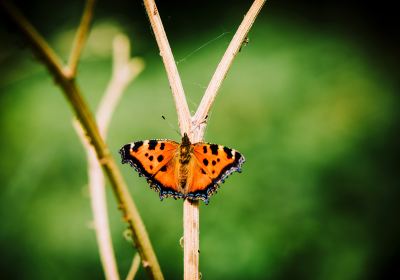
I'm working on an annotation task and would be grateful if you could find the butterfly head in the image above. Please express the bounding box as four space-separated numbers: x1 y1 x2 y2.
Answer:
181 133 191 146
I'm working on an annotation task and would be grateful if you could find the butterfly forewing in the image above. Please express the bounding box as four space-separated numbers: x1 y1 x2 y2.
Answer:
120 139 178 178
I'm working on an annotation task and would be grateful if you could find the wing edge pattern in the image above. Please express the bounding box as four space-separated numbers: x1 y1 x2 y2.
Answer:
187 151 245 204
119 143 184 200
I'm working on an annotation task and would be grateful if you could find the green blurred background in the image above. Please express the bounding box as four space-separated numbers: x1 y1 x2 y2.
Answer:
1 0 399 279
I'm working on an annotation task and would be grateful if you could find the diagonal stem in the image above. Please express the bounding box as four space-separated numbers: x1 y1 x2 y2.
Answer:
142 0 192 135
74 34 145 280
192 0 266 140
143 1 266 279
1 1 164 279
74 121 120 280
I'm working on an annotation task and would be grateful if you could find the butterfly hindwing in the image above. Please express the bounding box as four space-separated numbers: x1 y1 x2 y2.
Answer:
152 156 184 199
186 160 214 202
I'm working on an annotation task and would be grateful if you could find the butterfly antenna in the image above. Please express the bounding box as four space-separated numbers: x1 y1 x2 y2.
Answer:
161 115 180 136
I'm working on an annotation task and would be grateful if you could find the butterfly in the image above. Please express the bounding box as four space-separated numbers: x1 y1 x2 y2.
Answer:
119 133 245 204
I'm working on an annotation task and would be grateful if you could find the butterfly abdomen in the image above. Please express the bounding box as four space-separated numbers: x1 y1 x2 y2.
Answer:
178 138 194 190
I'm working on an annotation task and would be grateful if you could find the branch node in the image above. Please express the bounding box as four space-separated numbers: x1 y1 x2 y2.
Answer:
142 261 150 268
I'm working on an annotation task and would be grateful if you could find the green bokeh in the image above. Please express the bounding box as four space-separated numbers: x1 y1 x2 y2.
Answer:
0 14 398 280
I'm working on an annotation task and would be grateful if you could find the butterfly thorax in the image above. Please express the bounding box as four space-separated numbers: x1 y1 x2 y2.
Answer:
177 134 194 190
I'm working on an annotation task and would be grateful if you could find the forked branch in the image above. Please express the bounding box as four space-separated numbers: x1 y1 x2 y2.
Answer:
143 0 266 279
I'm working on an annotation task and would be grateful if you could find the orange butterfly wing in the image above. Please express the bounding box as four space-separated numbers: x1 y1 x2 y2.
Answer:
188 143 245 203
120 136 246 204
119 139 182 199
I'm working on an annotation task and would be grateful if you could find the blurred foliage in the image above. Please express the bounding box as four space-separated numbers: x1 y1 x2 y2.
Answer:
0 3 399 280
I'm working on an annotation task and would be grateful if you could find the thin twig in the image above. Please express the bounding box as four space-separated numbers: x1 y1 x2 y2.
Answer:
66 0 96 78
97 35 145 136
0 0 65 80
74 34 145 280
192 0 266 140
74 122 120 280
126 253 141 280
142 0 192 135
1 2 164 279
143 1 266 279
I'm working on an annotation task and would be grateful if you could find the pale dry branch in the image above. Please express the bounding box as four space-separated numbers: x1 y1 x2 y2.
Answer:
74 121 120 280
142 0 192 135
66 0 96 78
192 0 266 140
142 1 266 279
1 1 164 279
97 34 145 136
182 199 200 280
73 33 145 280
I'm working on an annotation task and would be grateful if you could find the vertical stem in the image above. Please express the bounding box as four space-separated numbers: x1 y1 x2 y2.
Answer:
183 200 200 280
87 148 120 280
141 2 199 276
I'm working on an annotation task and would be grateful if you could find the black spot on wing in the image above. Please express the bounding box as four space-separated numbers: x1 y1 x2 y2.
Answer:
132 141 143 152
149 155 154 161
120 144 131 161
148 140 158 150
210 144 219 155
160 142 165 150
212 160 216 166
157 155 164 162
160 165 167 172
203 146 207 154
223 147 233 159
216 152 245 183
203 159 209 166
234 151 242 163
